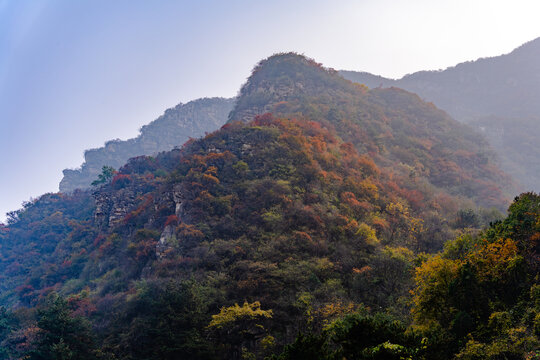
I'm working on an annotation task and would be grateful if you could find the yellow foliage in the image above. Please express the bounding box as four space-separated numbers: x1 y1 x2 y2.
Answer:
359 179 379 199
411 255 460 324
208 301 273 330
383 246 414 262
356 222 379 246
466 238 519 280
386 201 409 217
317 301 359 327
260 335 276 350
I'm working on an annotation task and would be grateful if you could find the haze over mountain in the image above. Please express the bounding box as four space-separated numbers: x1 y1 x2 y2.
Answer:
59 97 234 192
4 0 540 224
340 38 540 191
1 53 530 359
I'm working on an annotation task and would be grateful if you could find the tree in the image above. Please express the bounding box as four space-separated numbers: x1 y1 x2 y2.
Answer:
0 307 17 360
27 294 98 360
208 301 273 360
91 166 116 186
328 312 420 360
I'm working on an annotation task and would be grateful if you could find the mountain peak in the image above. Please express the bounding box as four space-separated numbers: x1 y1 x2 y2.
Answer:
252 52 332 73
228 52 351 123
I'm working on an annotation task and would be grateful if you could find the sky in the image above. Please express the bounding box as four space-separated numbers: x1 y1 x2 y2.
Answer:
1 0 540 222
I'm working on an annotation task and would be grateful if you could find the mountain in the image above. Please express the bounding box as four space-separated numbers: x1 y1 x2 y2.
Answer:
59 97 234 192
230 53 513 210
340 38 540 191
0 53 522 359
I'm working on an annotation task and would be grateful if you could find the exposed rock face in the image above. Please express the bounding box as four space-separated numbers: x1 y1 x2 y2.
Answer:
93 191 112 227
156 225 176 259
60 97 235 192
93 189 138 227
172 183 186 219
91 171 188 259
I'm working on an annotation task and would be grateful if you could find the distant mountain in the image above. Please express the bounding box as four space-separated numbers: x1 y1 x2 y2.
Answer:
471 115 540 191
340 38 540 191
59 97 234 192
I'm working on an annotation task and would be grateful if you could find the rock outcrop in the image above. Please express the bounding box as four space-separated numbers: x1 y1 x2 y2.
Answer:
60 97 235 192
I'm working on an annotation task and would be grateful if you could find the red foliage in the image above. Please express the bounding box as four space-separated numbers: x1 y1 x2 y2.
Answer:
16 284 35 304
111 174 132 188
164 215 179 227
93 234 106 247
68 295 97 317
402 189 425 210
253 112 275 125
341 192 362 208
177 223 204 240
124 194 154 224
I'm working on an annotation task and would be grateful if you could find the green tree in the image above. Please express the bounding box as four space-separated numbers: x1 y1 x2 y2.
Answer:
0 307 17 360
27 294 98 360
271 333 332 360
328 312 420 360
91 166 116 186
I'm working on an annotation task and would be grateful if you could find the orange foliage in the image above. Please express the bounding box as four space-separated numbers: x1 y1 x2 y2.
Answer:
468 238 520 280
165 215 179 227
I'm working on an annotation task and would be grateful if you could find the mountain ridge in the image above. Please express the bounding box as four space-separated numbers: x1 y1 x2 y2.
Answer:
60 97 234 192
229 52 513 209
0 52 530 360
340 38 540 192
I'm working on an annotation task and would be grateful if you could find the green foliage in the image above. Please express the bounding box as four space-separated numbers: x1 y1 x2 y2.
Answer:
328 312 420 359
270 333 332 360
104 279 219 359
0 307 17 359
27 294 98 360
0 53 529 360
91 166 116 186
411 193 540 359
208 302 273 360
272 312 421 360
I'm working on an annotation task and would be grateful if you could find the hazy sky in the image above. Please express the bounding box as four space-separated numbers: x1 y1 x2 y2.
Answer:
1 0 540 222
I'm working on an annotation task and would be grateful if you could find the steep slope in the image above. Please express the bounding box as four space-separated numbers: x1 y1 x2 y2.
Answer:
340 38 540 191
0 54 517 359
230 53 513 210
1 114 498 358
59 97 234 192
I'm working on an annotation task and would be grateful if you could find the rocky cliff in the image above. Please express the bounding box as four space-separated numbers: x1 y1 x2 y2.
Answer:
60 97 234 192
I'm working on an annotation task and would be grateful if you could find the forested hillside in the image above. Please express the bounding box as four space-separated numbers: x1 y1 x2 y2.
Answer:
230 53 513 210
340 38 540 192
60 97 234 192
0 54 534 360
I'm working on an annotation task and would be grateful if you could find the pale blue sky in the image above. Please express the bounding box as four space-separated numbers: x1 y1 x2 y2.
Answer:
1 0 540 222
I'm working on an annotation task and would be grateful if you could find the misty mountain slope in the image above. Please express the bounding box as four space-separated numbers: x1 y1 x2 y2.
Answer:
341 38 540 121
59 97 234 192
340 38 540 191
471 115 540 191
230 53 513 210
